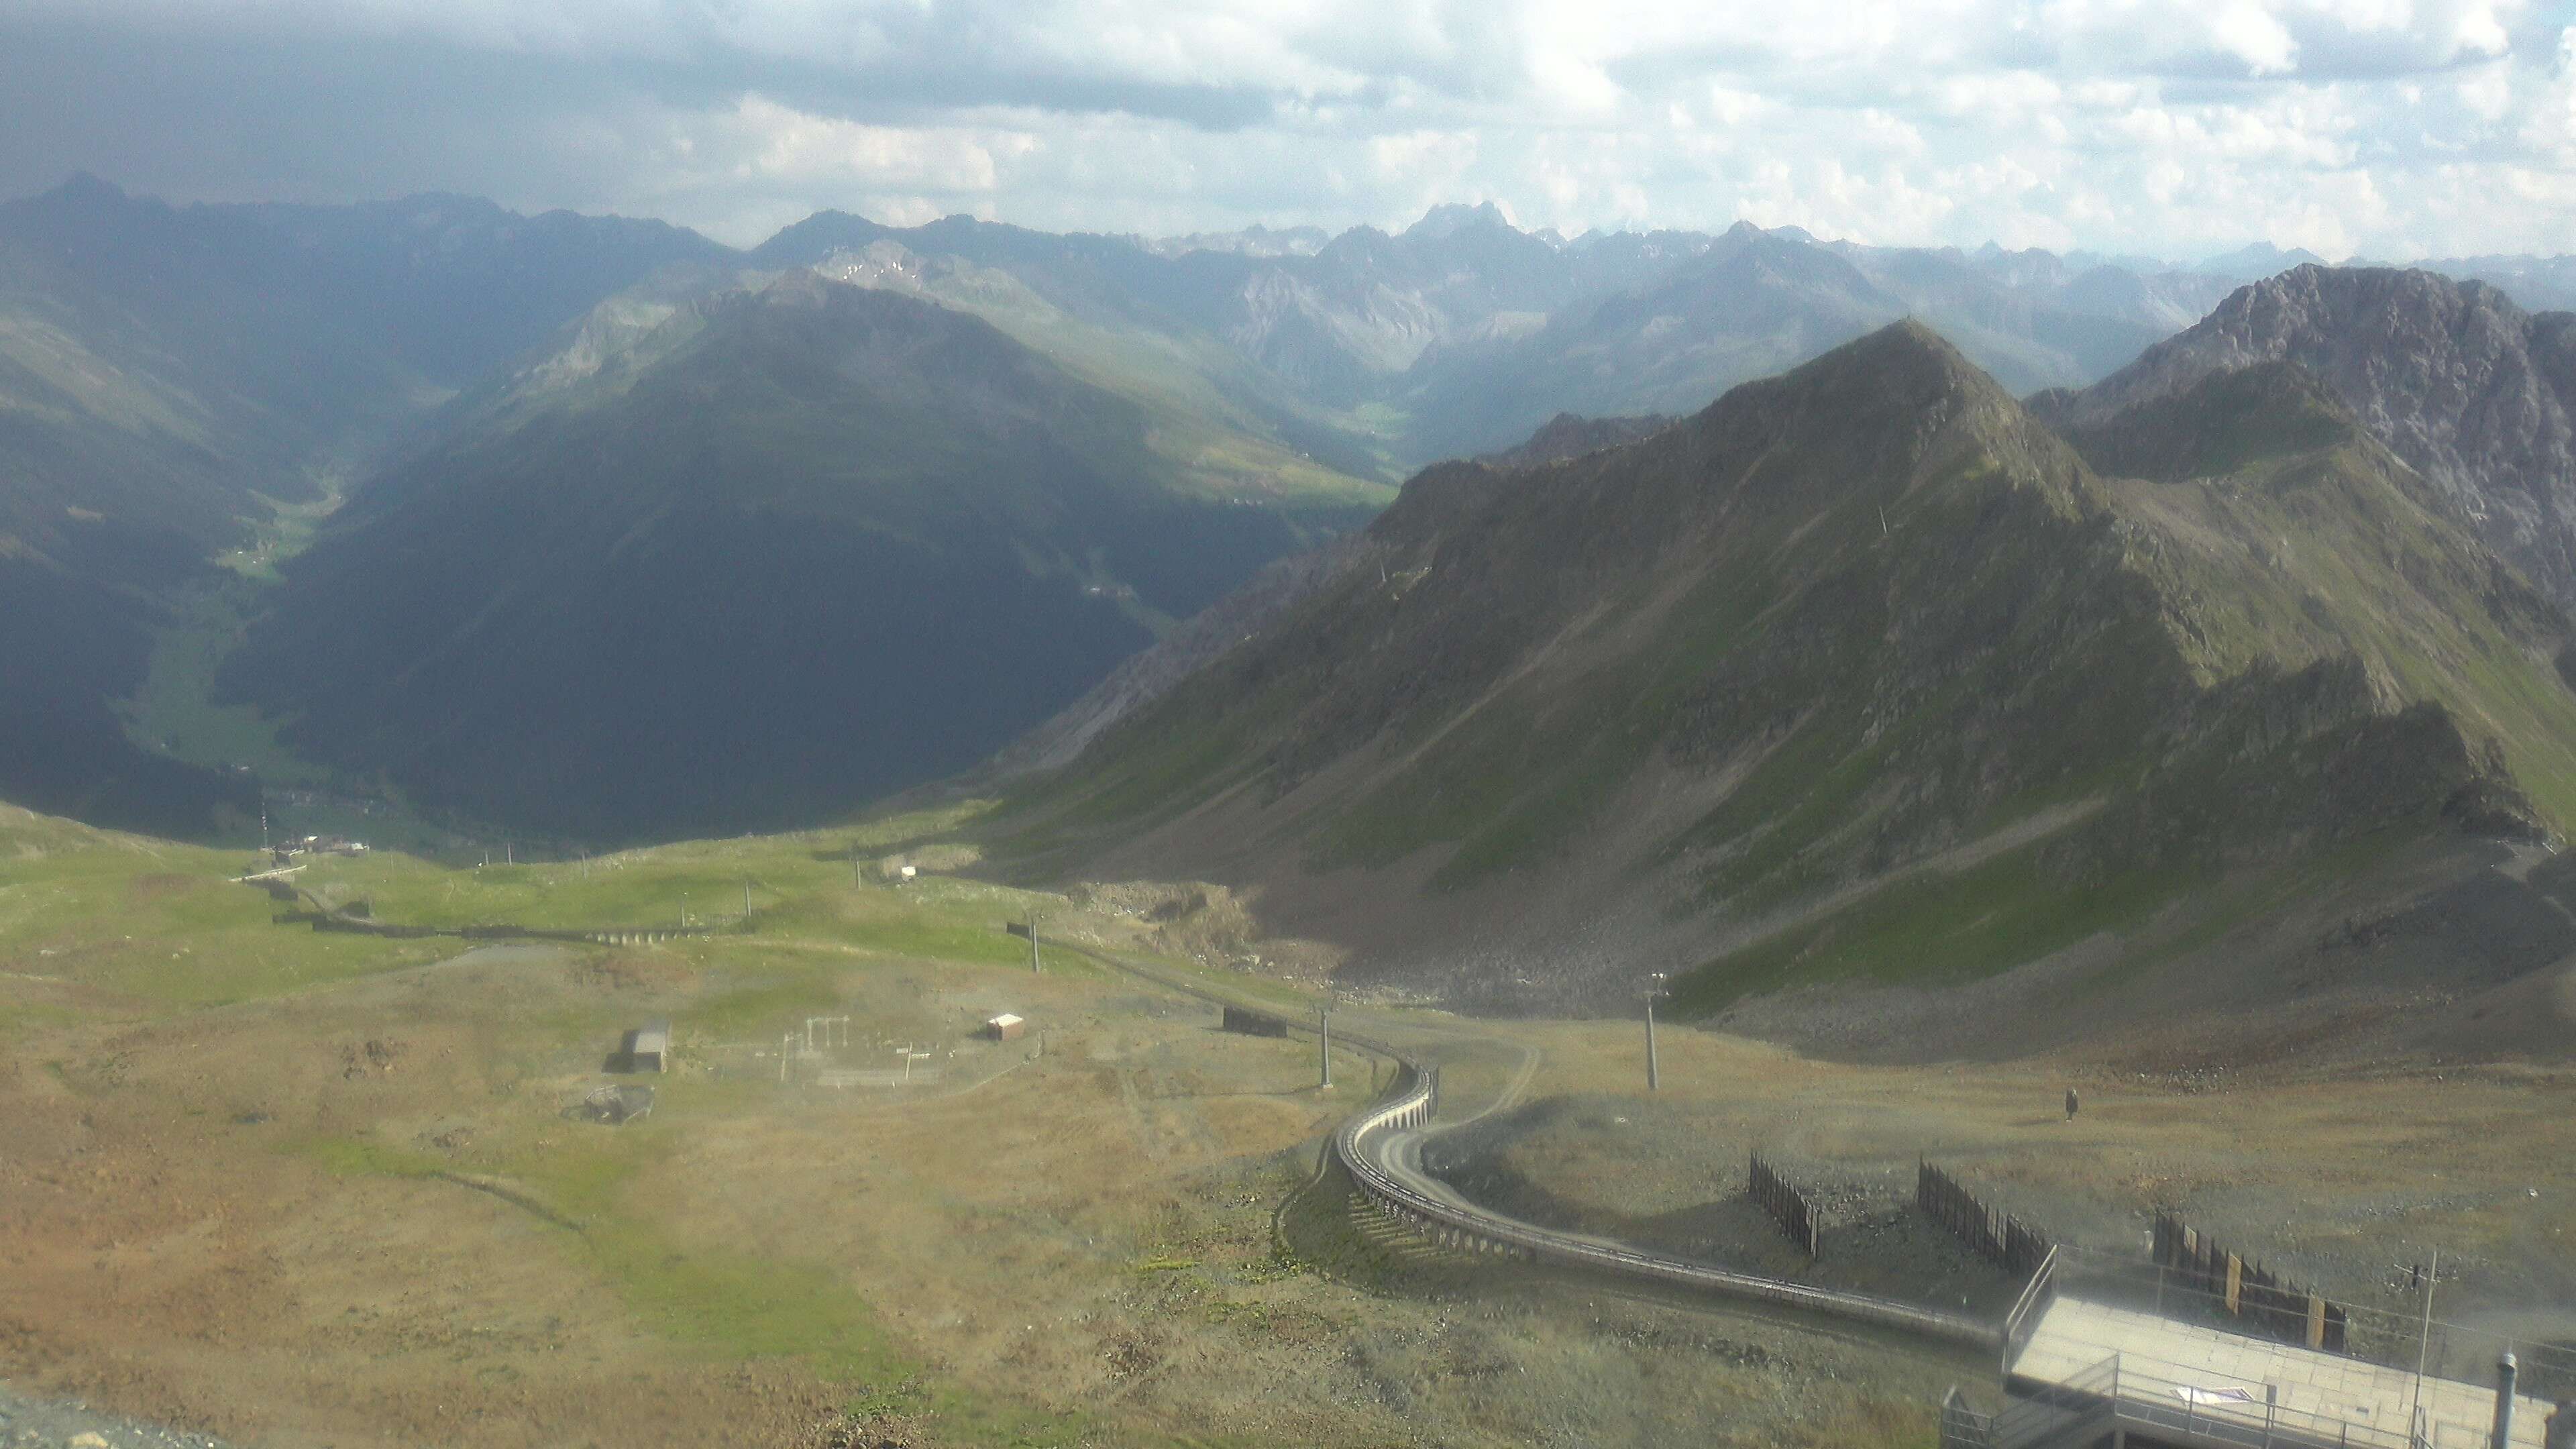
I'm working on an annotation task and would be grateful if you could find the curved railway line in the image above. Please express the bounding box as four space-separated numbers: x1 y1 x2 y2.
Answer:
1059 943 2006 1358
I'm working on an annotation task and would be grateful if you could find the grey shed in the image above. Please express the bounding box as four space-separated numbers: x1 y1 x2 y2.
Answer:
621 1020 671 1073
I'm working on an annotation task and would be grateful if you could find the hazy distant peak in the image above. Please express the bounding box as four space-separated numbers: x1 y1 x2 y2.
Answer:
43 171 129 205
7 171 161 229
2198 240 2332 279
1315 223 1401 268
747 208 891 265
1140 221 1330 258
1405 201 1514 241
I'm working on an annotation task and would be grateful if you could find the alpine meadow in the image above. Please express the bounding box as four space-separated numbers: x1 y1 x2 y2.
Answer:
5 6 2576 1448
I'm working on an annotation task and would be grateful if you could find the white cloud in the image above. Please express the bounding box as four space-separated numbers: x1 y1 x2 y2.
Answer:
3 0 2570 259
724 95 1028 193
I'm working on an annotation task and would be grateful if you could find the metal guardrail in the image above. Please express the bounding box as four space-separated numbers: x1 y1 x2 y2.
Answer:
1955 1348 2472 1449
1989 1352 2118 1449
2001 1244 2061 1371
1326 1017 2000 1349
1059 942 1999 1351
2069 1352 2471 1449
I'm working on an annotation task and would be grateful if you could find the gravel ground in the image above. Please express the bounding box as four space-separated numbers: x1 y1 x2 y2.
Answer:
0 1387 232 1449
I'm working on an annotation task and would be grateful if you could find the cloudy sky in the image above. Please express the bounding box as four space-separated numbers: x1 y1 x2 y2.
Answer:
3 0 2570 260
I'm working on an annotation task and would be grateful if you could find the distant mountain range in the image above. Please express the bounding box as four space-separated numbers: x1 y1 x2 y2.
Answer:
718 195 2569 468
6 171 2573 843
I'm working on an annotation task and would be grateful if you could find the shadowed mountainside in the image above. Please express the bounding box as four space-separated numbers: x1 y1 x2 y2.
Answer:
0 176 726 835
219 272 1386 840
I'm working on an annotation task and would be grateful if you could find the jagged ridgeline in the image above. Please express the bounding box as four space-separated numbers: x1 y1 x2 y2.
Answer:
1005 320 2576 1008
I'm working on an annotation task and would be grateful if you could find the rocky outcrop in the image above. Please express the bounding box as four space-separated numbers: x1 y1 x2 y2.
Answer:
2062 266 2576 612
1478 412 1674 468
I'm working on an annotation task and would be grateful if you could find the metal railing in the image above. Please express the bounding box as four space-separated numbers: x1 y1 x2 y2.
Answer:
1330 1032 1998 1348
2001 1244 2061 1372
2095 1352 2484 1449
1972 1343 2525 1449
1061 942 2000 1350
1990 1352 2118 1448
2048 1244 2576 1404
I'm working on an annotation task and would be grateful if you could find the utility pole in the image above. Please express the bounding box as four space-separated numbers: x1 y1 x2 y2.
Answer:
2493 1353 2519 1449
681 891 688 930
1319 1002 1333 1089
1029 915 1042 974
743 877 753 924
1645 971 1669 1092
2412 1246 2440 1436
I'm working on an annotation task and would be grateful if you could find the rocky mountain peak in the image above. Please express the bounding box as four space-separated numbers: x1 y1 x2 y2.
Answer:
1780 315 2011 417
1479 411 1675 468
2063 264 2576 611
1405 201 1514 241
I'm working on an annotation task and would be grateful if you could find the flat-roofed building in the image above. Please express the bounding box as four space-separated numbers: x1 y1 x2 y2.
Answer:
621 1019 670 1073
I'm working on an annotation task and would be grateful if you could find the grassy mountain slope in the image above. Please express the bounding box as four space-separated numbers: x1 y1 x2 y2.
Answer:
220 272 1389 841
808 241 1401 494
1000 323 2576 1018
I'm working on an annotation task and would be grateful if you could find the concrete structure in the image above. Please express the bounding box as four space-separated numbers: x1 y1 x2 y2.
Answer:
1988 1295 2553 1448
985 1013 1026 1041
620 1020 670 1073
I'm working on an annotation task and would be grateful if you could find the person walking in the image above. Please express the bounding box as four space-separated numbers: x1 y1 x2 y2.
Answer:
2065 1087 2080 1122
